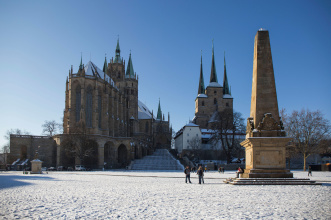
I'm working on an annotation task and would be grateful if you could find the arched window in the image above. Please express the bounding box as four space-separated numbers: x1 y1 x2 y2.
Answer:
86 86 93 127
98 94 102 128
202 101 205 106
214 98 217 104
75 85 81 122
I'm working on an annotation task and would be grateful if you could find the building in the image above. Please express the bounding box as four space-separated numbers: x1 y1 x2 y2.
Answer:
174 122 201 153
8 39 171 169
193 43 233 129
175 43 245 161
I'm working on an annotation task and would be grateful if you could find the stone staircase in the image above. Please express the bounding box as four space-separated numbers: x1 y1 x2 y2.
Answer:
130 149 184 170
224 178 321 185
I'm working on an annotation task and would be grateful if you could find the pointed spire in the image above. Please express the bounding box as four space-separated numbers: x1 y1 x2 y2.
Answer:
103 54 108 75
79 53 83 71
157 98 162 120
198 50 205 94
126 51 135 78
114 36 121 63
223 52 230 95
210 40 218 83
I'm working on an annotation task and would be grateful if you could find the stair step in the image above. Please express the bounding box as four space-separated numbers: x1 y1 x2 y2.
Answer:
223 178 321 185
131 149 183 170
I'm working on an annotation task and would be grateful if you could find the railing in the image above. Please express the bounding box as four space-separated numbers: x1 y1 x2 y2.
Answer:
10 135 51 139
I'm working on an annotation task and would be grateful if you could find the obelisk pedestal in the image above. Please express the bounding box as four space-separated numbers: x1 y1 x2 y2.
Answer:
240 29 293 178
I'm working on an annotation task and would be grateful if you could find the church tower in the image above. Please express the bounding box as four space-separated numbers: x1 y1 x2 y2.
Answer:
193 41 233 129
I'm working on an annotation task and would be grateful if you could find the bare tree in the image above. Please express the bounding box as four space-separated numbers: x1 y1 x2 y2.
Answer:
42 120 61 136
282 108 330 171
188 136 201 151
210 109 245 164
5 128 31 140
60 123 97 167
0 144 10 166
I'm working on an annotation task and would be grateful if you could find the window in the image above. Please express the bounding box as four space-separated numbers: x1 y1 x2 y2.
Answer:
75 86 81 122
214 91 217 94
226 103 229 107
86 86 93 127
214 98 217 104
202 101 204 106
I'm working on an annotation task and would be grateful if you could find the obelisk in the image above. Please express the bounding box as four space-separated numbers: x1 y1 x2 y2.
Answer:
240 29 293 178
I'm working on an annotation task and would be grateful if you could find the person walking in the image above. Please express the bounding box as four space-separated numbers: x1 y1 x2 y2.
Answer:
308 166 312 176
197 166 204 184
184 166 192 183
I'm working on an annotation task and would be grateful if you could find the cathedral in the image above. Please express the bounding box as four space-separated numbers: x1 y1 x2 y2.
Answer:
8 39 172 169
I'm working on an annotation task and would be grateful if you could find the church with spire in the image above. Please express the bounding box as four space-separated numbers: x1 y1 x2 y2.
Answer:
8 38 171 169
193 42 233 129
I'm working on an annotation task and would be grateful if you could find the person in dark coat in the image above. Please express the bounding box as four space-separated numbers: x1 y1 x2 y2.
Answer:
184 166 192 183
308 166 312 176
197 166 204 184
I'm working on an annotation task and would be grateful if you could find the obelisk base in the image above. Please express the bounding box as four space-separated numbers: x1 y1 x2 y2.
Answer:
241 137 293 178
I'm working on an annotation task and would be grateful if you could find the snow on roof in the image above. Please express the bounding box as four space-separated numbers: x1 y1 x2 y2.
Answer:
138 100 154 120
185 122 199 127
197 94 208 98
207 82 222 88
223 94 233 99
83 61 117 90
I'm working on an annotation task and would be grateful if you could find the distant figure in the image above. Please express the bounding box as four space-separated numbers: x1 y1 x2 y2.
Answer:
218 166 222 173
184 166 192 183
236 167 243 178
197 166 204 184
308 166 312 176
222 167 225 173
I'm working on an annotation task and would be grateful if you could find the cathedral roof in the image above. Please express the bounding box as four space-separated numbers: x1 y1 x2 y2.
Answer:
83 61 117 88
138 100 154 120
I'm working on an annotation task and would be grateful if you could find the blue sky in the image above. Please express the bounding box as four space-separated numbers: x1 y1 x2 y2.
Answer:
1 0 330 148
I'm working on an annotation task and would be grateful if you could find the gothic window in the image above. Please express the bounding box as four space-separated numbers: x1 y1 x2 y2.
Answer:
75 86 81 122
214 98 217 104
98 94 102 129
86 86 93 127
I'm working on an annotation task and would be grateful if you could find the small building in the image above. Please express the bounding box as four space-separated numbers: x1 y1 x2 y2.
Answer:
174 123 201 153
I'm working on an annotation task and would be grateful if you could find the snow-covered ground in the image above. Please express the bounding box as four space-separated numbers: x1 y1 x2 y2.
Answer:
0 170 330 219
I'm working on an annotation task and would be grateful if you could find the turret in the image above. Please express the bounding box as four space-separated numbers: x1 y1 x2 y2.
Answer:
126 52 135 79
198 51 205 95
209 40 218 83
114 37 121 63
157 99 162 120
223 52 230 95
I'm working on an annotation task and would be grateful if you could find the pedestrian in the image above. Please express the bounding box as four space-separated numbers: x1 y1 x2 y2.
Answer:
236 167 243 178
308 166 312 176
184 166 192 183
197 166 204 184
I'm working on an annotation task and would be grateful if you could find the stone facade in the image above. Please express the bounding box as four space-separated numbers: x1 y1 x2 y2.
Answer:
8 40 171 169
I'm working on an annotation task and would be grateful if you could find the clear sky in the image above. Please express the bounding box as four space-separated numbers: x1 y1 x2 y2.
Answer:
1 0 330 148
